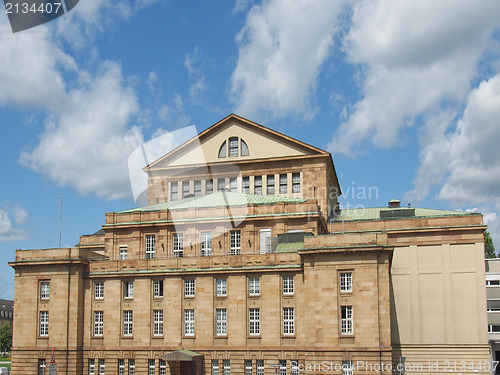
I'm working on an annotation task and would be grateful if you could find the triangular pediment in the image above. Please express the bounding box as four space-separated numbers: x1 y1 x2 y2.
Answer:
146 114 327 170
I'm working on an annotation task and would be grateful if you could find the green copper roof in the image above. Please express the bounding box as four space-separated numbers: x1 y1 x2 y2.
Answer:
334 207 477 222
116 191 308 214
275 242 305 253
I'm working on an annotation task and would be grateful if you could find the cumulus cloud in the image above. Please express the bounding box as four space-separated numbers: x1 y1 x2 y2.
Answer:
231 0 346 119
0 206 29 242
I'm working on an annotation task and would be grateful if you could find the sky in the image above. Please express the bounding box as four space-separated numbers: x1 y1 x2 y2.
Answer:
1 0 500 299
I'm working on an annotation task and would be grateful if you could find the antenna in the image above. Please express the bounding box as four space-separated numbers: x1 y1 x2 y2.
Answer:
58 192 63 248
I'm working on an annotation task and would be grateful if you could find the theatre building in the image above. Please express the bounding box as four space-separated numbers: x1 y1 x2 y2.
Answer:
10 114 489 375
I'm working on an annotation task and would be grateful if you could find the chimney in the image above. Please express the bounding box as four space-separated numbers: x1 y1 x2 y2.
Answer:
388 199 401 208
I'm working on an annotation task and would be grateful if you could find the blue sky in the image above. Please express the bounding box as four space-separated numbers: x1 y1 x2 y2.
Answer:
1 0 500 299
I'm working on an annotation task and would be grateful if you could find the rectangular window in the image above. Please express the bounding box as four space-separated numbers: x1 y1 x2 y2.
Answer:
118 359 125 375
153 280 164 298
173 233 184 257
292 173 300 193
283 307 294 335
119 245 128 260
38 359 46 375
488 325 500 333
218 178 226 192
229 137 239 157
201 232 212 256
230 230 241 255
282 275 294 295
249 277 260 296
230 177 237 192
171 182 178 201
216 308 227 336
291 361 299 375
212 360 219 375
89 359 95 375
124 281 134 298
94 282 104 299
279 174 287 194
249 308 260 335
40 281 50 299
182 181 190 198
99 359 105 375
94 311 103 336
245 360 252 375
216 278 227 297
148 359 155 375
341 306 353 334
342 361 353 375
160 359 166 375
206 179 214 194
145 234 156 259
184 279 195 298
242 177 250 194
266 175 275 194
254 176 262 194
279 360 286 375
129 360 135 375
194 180 202 196
257 360 264 375
153 309 163 336
259 229 271 254
39 311 49 336
123 310 133 336
223 360 230 375
184 309 195 336
340 272 352 293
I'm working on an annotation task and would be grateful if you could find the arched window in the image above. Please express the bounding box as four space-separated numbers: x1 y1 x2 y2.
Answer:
218 141 227 158
241 139 249 156
218 137 250 157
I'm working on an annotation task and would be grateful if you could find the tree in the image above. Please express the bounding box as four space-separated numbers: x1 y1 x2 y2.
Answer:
485 230 496 258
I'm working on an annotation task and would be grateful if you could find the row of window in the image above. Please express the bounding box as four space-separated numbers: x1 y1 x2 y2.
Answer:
170 173 301 201
88 358 164 375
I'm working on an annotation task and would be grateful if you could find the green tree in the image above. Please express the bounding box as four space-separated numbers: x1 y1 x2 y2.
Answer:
0 322 11 353
485 230 497 258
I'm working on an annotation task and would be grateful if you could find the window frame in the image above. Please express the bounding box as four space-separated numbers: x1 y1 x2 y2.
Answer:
206 179 214 194
94 281 104 300
279 174 287 194
153 309 164 336
124 280 134 299
148 359 155 375
170 181 178 201
249 277 260 296
40 281 50 300
119 245 128 260
266 175 275 195
38 359 46 375
184 279 195 298
242 177 250 194
201 231 212 256
93 310 104 337
216 278 227 297
340 272 353 293
173 233 184 258
230 230 241 255
216 308 227 336
292 173 300 193
249 308 260 335
282 275 294 295
118 359 125 375
254 176 262 195
212 359 219 375
123 310 133 336
283 307 295 336
145 234 156 259
194 180 202 196
341 305 353 335
153 279 164 298
228 137 239 157
184 309 195 336
39 310 49 337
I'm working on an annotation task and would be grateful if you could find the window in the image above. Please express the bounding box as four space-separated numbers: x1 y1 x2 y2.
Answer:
279 174 287 194
206 179 214 194
249 308 260 335
160 359 166 375
38 359 46 375
291 361 299 375
230 230 241 255
123 310 133 336
173 233 184 257
153 309 163 336
153 280 164 298
292 173 300 193
489 325 500 333
145 234 156 259
229 137 239 157
194 180 202 196
216 308 227 336
487 280 500 286
201 232 212 256
39 311 49 336
184 309 195 336
216 278 227 296
89 359 95 375
218 141 227 158
94 282 104 299
40 281 50 299
341 306 353 334
223 360 230 375
241 139 249 156
283 307 294 335
229 177 237 192
94 311 103 336
124 281 134 298
171 182 178 201
212 360 219 375
267 175 275 194
342 361 353 375
279 360 286 375
249 277 260 296
99 359 105 375
242 177 250 194
282 275 294 295
184 279 195 298
340 272 352 293
259 229 271 254
119 245 128 260
118 359 125 375
182 181 190 198
148 359 155 375
245 360 252 375
129 360 135 375
257 360 264 375
254 176 262 194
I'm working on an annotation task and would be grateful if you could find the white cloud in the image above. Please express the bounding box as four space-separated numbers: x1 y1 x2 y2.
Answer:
12 206 28 225
184 47 208 101
0 206 28 242
330 0 500 156
231 0 346 119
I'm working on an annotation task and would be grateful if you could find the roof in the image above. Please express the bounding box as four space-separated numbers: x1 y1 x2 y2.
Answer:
334 207 478 222
163 350 202 361
116 191 308 214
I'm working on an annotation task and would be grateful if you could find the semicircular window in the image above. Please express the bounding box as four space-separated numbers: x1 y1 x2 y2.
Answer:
241 139 249 156
218 141 227 158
